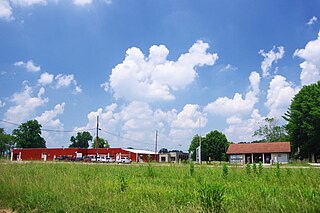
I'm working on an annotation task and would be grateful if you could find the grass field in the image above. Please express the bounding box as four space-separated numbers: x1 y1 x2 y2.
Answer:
0 161 319 212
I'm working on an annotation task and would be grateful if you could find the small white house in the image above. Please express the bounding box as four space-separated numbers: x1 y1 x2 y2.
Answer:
226 142 291 164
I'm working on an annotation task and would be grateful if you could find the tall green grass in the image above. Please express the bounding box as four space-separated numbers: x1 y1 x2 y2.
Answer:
0 162 319 212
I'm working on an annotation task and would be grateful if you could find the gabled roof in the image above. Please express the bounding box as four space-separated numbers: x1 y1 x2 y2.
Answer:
226 142 291 154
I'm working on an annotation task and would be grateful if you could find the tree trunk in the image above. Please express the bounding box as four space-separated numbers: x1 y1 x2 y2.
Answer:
314 153 318 163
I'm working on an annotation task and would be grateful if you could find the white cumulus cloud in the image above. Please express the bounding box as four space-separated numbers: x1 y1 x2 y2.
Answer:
35 102 65 128
265 75 300 119
4 85 48 124
294 32 320 85
55 74 82 94
38 72 54 86
0 0 13 21
73 0 92 6
204 71 260 116
14 60 41 72
259 46 285 77
107 40 218 102
307 16 318 26
225 109 265 142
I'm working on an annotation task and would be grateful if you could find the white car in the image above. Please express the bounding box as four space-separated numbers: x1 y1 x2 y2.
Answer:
116 157 132 164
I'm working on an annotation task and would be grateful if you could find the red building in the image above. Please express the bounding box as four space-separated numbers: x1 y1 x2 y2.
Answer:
11 147 158 162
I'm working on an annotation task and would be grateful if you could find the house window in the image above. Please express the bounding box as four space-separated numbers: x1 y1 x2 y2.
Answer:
161 157 166 162
278 154 282 157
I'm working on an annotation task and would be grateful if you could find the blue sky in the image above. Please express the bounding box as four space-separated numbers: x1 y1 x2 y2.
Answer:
0 0 320 151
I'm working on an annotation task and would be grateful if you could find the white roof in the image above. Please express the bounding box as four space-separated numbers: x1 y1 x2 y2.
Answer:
123 149 157 155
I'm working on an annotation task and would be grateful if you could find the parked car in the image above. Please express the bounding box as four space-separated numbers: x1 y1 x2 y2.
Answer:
106 157 115 163
116 157 132 164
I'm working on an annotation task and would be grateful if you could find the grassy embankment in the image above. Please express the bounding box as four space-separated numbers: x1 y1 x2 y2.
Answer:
0 161 319 212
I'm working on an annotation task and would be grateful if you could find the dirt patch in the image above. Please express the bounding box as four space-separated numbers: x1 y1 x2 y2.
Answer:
0 209 14 213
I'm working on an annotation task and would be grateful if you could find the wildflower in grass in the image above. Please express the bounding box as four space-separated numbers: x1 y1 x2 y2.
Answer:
246 163 251 175
222 163 228 178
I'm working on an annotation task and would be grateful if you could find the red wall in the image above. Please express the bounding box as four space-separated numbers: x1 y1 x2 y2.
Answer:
12 148 157 162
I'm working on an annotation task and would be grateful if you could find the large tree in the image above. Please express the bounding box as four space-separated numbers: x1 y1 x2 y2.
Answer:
91 138 110 148
189 131 229 161
0 128 12 157
284 81 320 162
69 131 92 148
12 120 46 148
253 118 289 142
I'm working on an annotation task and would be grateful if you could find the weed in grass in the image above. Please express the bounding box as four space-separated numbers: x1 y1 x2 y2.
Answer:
190 161 195 176
275 162 281 178
252 162 257 175
117 174 128 192
246 163 251 175
222 163 228 178
147 163 155 178
258 161 263 175
286 168 292 176
198 181 225 213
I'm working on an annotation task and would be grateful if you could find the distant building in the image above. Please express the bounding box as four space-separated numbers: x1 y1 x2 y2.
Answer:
11 147 157 162
226 142 291 164
159 150 189 163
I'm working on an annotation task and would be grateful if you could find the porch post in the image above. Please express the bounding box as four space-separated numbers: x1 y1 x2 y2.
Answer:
262 153 265 164
251 153 253 163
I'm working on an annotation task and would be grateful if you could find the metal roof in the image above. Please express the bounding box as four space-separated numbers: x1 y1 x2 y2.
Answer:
123 149 157 155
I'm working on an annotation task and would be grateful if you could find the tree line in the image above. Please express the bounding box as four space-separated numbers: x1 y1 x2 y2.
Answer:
0 120 109 157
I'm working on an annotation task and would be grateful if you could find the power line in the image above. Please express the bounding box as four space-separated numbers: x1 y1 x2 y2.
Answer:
0 119 95 133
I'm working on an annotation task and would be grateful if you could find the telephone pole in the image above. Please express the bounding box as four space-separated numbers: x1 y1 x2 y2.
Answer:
155 130 158 162
95 116 99 161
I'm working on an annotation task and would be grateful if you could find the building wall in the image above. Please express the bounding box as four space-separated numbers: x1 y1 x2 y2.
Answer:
271 153 289 163
228 153 289 164
12 148 157 162
229 154 245 164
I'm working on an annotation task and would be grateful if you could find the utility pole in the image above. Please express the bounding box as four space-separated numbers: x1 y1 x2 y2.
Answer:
155 130 158 162
95 116 99 162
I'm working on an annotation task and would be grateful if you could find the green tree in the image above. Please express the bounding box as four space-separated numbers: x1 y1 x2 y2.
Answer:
189 131 229 162
284 81 320 162
189 134 203 161
91 138 110 148
0 128 12 157
69 131 92 148
253 118 289 142
12 120 46 148
204 130 229 161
